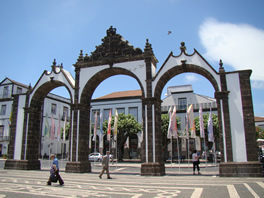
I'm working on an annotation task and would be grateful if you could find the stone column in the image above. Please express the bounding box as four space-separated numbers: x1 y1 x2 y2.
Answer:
141 39 165 176
65 61 91 173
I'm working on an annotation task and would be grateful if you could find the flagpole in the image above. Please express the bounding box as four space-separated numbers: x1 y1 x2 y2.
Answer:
171 136 173 169
187 138 190 169
115 136 117 169
204 138 207 168
177 137 180 172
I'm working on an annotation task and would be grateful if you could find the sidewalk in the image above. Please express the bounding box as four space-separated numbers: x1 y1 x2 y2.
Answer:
40 159 219 171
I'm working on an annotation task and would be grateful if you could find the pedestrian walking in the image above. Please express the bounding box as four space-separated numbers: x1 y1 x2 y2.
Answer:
47 154 64 185
192 150 201 175
99 151 112 179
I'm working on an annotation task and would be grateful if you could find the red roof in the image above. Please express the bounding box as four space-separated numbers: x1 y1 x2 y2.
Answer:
96 90 142 99
255 116 264 122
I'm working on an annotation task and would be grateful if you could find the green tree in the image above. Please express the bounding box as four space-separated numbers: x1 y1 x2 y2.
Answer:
256 126 264 139
60 123 70 140
103 113 142 161
194 113 219 149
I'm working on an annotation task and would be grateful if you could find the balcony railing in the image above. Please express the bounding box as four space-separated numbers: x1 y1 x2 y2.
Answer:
0 136 10 142
161 102 217 112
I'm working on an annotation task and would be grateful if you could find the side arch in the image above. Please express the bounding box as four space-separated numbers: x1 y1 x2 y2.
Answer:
24 80 73 161
154 64 220 99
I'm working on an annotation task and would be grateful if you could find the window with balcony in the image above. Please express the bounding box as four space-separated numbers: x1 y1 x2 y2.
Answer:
178 98 187 110
0 105 6 115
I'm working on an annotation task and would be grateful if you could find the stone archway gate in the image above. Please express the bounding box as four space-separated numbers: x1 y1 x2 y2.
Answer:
5 27 262 177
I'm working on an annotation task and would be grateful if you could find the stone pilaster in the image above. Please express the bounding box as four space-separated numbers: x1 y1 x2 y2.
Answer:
65 103 91 173
238 70 258 161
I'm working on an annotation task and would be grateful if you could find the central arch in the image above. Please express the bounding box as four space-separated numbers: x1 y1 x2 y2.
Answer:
81 67 145 105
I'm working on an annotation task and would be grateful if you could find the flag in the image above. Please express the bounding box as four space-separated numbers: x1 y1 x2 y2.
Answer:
208 108 214 142
167 106 173 138
8 112 12 127
99 112 103 142
57 113 61 141
187 104 196 138
199 105 205 138
195 136 201 150
107 109 112 141
63 113 67 141
44 113 49 138
185 112 189 139
169 106 177 138
50 114 55 141
113 109 118 141
93 112 98 141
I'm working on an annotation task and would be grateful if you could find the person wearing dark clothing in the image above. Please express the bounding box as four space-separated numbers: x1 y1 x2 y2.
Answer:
192 150 201 175
47 154 64 185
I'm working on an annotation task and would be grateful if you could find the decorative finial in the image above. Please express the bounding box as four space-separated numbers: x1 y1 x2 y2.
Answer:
107 26 116 36
53 59 56 66
60 63 63 68
77 50 84 62
219 59 223 67
144 39 152 51
180 42 187 53
219 59 225 72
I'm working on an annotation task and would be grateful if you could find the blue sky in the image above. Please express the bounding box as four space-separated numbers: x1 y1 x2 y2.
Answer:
1 0 264 116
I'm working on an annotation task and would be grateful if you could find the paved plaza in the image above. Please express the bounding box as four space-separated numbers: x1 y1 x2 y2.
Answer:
0 159 263 197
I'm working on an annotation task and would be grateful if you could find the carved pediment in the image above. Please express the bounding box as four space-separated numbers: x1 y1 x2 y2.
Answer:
78 26 143 64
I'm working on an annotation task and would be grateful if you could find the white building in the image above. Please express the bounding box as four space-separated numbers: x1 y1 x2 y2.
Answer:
161 85 217 134
0 78 28 155
90 90 142 158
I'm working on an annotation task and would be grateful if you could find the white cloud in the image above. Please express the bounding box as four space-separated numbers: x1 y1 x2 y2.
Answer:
199 18 264 81
251 80 264 89
184 74 199 83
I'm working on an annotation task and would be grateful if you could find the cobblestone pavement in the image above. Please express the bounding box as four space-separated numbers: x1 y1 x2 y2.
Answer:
0 161 264 198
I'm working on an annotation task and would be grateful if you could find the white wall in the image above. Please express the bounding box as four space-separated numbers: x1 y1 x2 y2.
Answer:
14 95 26 160
226 73 247 162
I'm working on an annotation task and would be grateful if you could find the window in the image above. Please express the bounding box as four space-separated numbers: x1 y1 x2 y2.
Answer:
0 105 6 115
3 86 8 98
51 104 57 115
63 106 68 119
129 107 138 121
0 125 3 141
0 126 3 137
103 109 111 123
91 110 100 127
117 108 125 114
178 98 187 110
17 87 22 94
